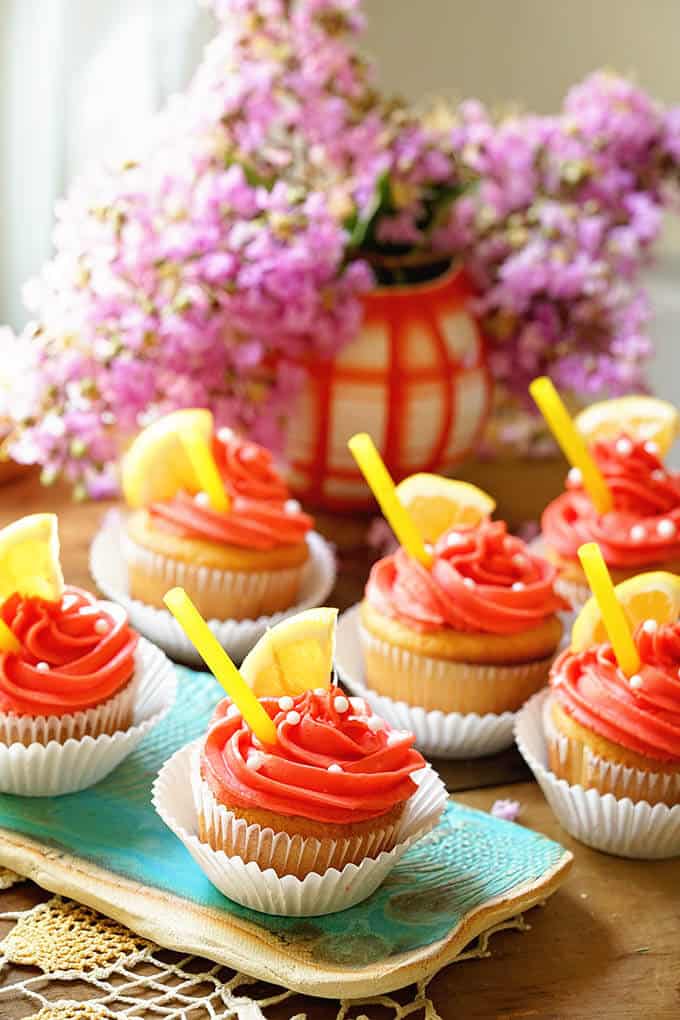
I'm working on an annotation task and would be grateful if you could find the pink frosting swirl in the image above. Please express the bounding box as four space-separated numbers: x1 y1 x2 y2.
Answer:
551 621 680 763
201 686 425 823
365 520 565 635
542 435 680 568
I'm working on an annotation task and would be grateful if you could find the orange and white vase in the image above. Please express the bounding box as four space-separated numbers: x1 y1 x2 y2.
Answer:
285 265 491 511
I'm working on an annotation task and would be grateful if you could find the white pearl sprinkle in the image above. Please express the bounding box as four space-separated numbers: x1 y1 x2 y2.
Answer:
333 695 349 714
463 577 476 589
629 674 643 690
285 499 301 514
446 531 466 547
217 426 234 443
286 710 301 726
615 437 633 456
512 581 525 592
657 519 676 539
630 524 646 542
365 715 385 732
247 751 264 770
314 687 327 696
327 763 343 773
36 661 49 673
94 619 109 634
652 469 666 482
278 696 294 712
642 618 658 634
194 491 211 507
567 466 583 485
644 440 660 456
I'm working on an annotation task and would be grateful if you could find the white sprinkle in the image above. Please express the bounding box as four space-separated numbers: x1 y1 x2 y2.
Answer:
630 524 646 542
217 426 234 443
278 696 294 712
327 763 344 773
366 715 385 732
36 661 49 673
333 695 349 714
285 499 301 514
642 618 658 634
247 751 264 770
652 469 666 482
463 577 476 589
286 710 301 726
94 619 109 635
512 581 525 592
657 519 677 539
226 704 241 719
615 437 633 456
194 491 211 508
567 466 583 485
314 687 327 696
629 674 643 689
446 532 466 547
644 440 660 457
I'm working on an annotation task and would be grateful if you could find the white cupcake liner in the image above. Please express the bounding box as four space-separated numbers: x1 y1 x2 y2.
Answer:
0 678 137 747
0 639 177 797
90 512 336 666
515 689 680 858
153 740 447 916
191 751 400 876
124 536 306 620
336 605 532 759
542 695 680 806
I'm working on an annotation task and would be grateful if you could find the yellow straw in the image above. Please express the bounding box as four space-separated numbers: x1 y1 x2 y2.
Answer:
529 377 612 514
0 621 20 653
179 430 230 513
348 433 433 567
577 543 640 676
163 587 277 745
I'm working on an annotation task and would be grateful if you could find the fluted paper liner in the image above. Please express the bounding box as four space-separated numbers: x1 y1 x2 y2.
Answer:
90 512 336 666
153 740 448 916
0 639 177 797
335 605 547 759
515 689 680 858
0 678 137 747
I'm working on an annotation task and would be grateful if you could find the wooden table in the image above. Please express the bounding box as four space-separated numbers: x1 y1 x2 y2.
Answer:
1 472 679 1019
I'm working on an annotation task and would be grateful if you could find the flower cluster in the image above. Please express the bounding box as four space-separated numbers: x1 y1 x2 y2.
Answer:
440 72 680 455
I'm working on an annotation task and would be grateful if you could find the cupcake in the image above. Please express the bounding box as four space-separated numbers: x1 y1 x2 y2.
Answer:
0 513 139 747
122 410 314 620
360 518 566 715
541 395 680 608
545 615 680 807
193 684 427 878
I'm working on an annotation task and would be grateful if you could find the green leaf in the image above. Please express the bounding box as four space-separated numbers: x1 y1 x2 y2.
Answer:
346 171 393 251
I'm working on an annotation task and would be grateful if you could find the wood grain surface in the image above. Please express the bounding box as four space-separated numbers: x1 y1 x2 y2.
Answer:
0 471 679 1019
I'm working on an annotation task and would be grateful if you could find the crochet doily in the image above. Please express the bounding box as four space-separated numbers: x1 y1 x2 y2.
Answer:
0 886 529 1018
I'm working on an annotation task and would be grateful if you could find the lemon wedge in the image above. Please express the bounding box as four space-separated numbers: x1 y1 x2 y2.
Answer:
0 513 64 607
575 396 679 458
240 607 338 698
121 408 214 508
395 473 495 544
572 570 680 651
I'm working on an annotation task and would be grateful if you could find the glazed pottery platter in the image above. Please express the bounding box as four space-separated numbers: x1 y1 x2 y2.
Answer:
0 668 572 998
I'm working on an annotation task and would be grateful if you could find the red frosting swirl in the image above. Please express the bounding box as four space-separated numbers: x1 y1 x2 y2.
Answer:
149 432 313 550
551 621 680 763
542 435 680 568
365 520 565 635
0 587 138 717
201 686 425 823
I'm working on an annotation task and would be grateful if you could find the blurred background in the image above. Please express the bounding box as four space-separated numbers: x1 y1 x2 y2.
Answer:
1 0 678 413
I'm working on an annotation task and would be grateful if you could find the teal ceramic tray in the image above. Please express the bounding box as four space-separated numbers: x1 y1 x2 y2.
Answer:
0 668 572 998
